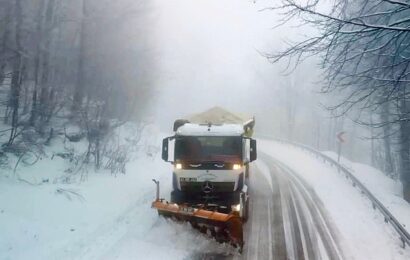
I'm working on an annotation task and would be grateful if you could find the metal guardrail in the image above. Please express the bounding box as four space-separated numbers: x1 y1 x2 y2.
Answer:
258 136 410 248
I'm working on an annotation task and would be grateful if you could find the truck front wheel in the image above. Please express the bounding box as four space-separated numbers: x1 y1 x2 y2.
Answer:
240 192 249 223
171 190 187 204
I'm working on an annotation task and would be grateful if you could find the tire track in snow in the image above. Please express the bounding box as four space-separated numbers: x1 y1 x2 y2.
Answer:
244 164 282 260
262 152 345 260
190 153 344 260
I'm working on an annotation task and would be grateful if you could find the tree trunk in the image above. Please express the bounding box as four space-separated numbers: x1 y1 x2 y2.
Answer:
399 91 410 202
21 62 29 114
29 0 47 126
370 115 376 167
380 101 394 176
72 0 88 114
399 123 410 202
39 0 56 126
8 0 23 145
0 2 11 87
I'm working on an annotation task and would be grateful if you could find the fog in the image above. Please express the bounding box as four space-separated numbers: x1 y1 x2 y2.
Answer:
149 0 319 130
133 0 375 165
0 0 397 176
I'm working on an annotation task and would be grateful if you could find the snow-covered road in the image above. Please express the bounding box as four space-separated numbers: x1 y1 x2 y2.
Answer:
256 139 410 260
250 153 344 260
186 140 410 260
180 151 344 260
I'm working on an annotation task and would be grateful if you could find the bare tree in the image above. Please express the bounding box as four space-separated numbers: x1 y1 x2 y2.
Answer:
0 1 12 87
72 0 88 114
268 0 410 201
7 0 24 145
0 0 155 180
29 0 46 126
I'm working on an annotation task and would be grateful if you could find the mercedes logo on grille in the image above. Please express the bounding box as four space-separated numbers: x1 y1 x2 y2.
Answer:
202 181 214 193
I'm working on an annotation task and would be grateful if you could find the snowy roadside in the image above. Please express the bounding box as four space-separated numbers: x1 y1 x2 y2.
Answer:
258 139 410 260
323 151 410 235
0 154 168 260
0 124 165 259
0 126 225 260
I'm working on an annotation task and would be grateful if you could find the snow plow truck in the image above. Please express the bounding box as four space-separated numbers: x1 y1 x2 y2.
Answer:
152 107 257 251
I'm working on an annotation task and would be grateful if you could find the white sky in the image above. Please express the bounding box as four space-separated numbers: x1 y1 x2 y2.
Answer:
148 0 319 129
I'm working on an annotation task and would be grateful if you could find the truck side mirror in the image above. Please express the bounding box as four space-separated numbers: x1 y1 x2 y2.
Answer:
250 139 257 162
162 138 169 162
173 119 190 132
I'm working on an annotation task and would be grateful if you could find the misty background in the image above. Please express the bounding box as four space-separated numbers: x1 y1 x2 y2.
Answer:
149 0 367 163
1 0 405 195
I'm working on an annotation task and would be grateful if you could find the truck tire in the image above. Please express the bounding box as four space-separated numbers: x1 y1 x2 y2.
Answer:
245 164 250 179
171 190 186 204
244 197 249 222
240 192 249 223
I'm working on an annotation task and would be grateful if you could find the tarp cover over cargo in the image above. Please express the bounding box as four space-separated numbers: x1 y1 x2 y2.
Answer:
186 107 255 137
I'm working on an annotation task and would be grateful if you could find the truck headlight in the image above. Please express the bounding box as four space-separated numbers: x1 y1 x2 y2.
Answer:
232 204 241 212
175 163 182 170
232 164 242 170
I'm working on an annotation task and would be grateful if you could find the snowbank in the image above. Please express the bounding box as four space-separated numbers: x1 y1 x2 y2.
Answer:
323 151 410 236
258 139 410 260
0 125 225 260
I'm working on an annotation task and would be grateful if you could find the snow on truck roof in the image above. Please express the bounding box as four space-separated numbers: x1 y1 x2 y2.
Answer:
176 123 244 136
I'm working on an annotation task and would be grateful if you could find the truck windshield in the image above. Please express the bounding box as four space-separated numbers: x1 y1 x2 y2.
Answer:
175 136 242 163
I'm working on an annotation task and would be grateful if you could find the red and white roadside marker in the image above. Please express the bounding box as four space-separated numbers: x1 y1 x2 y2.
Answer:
337 131 346 143
336 131 346 163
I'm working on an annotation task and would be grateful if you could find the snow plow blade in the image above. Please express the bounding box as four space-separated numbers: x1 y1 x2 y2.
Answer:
152 200 244 250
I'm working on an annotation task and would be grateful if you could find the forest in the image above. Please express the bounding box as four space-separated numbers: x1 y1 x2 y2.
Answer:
0 0 409 202
267 0 410 201
0 0 154 174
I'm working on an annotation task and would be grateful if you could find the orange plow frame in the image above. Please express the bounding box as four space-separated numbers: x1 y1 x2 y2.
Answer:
152 199 244 250
151 179 244 250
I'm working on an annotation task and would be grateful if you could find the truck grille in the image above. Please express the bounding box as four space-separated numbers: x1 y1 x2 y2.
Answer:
180 181 235 192
182 162 236 170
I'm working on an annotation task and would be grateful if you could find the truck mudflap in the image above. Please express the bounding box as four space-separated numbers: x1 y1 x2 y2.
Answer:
151 200 244 250
151 179 243 251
